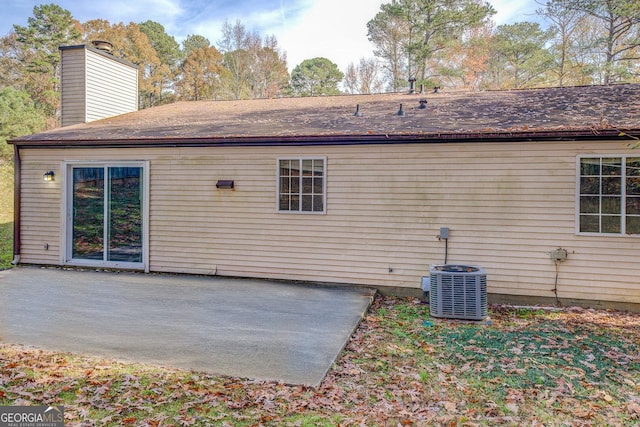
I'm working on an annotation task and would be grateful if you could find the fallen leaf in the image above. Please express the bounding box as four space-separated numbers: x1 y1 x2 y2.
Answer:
627 402 640 415
505 402 519 414
442 401 456 412
573 408 593 418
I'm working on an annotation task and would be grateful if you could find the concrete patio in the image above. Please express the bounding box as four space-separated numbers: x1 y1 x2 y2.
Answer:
0 266 375 386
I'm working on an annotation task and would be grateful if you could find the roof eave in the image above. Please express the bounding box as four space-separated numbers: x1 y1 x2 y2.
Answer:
9 128 640 148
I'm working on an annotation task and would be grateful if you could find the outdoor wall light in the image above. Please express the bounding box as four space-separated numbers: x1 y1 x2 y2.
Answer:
43 171 55 182
216 180 234 189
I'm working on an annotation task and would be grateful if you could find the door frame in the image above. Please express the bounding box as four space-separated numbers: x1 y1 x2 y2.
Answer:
62 160 150 272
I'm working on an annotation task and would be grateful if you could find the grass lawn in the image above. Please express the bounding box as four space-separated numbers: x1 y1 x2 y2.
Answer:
1 297 639 426
0 158 14 269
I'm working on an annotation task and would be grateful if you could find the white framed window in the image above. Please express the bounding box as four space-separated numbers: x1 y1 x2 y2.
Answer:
577 156 640 235
277 157 326 213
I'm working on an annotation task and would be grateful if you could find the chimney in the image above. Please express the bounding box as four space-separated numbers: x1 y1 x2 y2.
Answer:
59 42 138 127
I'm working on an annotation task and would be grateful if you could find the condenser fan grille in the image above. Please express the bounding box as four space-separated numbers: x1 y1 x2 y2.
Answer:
430 264 487 320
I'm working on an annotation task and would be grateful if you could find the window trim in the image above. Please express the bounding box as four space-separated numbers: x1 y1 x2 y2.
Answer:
276 156 327 214
576 155 640 237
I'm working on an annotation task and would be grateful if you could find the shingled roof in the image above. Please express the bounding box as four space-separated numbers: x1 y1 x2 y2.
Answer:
12 84 640 145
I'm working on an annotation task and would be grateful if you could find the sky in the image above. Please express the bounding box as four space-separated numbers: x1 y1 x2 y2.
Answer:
1 0 541 72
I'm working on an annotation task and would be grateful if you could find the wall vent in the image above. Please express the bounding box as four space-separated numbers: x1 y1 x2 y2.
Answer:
429 264 487 320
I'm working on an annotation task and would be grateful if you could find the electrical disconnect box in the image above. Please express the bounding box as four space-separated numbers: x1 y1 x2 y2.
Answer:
439 227 449 240
550 248 568 262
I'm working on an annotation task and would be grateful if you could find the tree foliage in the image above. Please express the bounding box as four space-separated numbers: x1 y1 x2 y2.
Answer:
182 34 210 56
555 0 640 84
250 36 290 99
538 0 586 86
367 3 410 91
139 20 181 67
488 22 555 89
0 87 47 159
290 57 344 96
12 3 81 118
344 58 384 94
217 20 289 100
368 0 495 89
175 47 227 101
139 20 182 105
365 0 640 90
458 24 494 90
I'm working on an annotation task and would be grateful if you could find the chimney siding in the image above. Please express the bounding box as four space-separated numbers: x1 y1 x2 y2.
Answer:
60 45 138 127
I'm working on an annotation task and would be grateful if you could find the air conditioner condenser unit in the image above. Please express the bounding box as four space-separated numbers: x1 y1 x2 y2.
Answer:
428 264 487 320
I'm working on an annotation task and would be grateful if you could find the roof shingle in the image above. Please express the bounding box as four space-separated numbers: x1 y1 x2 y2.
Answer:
13 84 640 143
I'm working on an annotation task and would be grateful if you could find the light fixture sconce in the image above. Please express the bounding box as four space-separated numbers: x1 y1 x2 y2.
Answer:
43 171 55 182
216 180 234 189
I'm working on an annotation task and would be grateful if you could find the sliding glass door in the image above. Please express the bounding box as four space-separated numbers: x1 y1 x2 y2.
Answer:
66 163 147 269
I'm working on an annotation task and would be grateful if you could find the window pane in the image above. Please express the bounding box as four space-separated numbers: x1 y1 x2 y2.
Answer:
302 160 313 176
279 195 291 210
580 158 600 176
627 197 640 215
301 195 313 211
290 161 300 177
580 215 599 233
280 177 289 193
627 158 640 177
314 177 323 194
314 160 324 176
302 177 313 193
108 167 142 263
580 177 600 194
601 177 621 195
73 167 105 260
291 176 299 193
602 158 621 176
580 196 599 214
279 160 291 176
313 195 323 211
601 215 621 233
290 195 299 210
627 216 640 234
627 177 640 195
601 196 621 214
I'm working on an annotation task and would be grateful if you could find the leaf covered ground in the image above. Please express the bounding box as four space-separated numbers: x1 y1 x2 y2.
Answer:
1 296 639 426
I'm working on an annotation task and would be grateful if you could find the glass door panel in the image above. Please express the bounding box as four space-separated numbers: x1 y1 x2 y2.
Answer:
72 167 105 260
107 167 142 262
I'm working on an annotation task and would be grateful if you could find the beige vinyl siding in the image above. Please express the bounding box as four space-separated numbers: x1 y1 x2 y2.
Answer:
60 46 138 127
85 49 138 122
19 157 62 264
18 139 640 304
60 48 86 127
